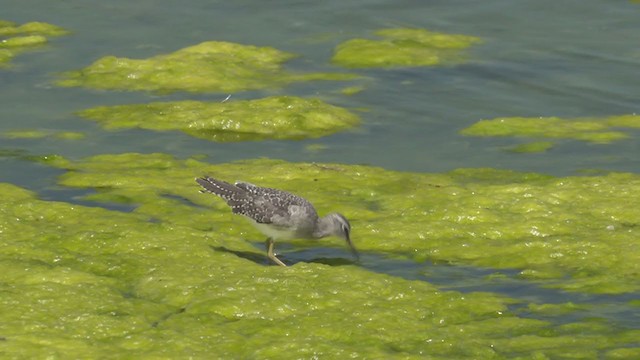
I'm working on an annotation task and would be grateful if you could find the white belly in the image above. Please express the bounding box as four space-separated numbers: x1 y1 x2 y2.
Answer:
252 222 299 240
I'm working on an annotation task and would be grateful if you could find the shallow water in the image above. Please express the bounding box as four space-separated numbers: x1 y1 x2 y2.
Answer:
2 0 640 357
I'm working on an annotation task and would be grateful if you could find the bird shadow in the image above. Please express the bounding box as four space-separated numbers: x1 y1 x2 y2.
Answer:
209 245 358 267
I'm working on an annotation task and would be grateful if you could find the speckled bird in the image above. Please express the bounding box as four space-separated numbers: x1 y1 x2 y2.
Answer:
196 176 358 266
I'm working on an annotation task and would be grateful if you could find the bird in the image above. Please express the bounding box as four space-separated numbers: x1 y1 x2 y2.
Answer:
196 176 358 266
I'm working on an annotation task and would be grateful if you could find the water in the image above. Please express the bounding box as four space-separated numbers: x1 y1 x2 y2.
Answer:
2 0 640 339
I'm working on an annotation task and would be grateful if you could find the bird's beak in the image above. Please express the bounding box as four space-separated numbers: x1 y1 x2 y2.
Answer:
345 233 360 261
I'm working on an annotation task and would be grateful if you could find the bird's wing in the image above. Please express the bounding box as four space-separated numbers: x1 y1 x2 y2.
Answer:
198 178 318 226
235 181 307 206
234 181 258 192
235 181 317 226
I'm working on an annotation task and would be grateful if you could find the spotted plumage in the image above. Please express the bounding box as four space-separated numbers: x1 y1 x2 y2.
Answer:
196 176 358 266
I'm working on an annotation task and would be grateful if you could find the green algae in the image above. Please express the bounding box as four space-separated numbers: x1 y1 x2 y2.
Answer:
304 143 328 153
605 114 640 128
54 131 85 140
332 28 482 68
461 115 640 145
0 35 48 48
0 21 68 37
76 96 359 142
39 153 640 296
2 129 49 139
57 41 356 93
0 20 68 67
1 178 639 359
526 302 588 316
339 85 365 95
3 129 85 140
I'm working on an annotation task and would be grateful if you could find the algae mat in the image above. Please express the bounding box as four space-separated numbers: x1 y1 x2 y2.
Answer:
2 129 84 140
461 114 640 152
57 41 355 93
77 96 360 142
0 19 68 67
332 28 481 68
2 153 639 358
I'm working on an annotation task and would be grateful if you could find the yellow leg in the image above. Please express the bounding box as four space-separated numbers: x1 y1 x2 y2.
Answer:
266 238 286 267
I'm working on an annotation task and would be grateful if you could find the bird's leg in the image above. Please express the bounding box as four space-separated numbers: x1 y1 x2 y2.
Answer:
265 237 287 267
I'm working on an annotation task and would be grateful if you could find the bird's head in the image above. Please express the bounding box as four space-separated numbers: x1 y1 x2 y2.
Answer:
317 213 359 261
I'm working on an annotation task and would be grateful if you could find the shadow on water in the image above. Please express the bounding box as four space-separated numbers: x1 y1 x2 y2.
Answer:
233 243 639 329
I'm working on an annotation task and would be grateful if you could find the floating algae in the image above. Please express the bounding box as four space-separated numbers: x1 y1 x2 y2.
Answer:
2 129 84 140
39 153 640 295
0 20 68 67
332 28 481 68
461 115 640 150
57 41 356 93
77 96 359 142
2 170 639 358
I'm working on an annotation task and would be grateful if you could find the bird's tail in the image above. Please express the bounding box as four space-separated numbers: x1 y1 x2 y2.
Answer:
196 176 243 202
